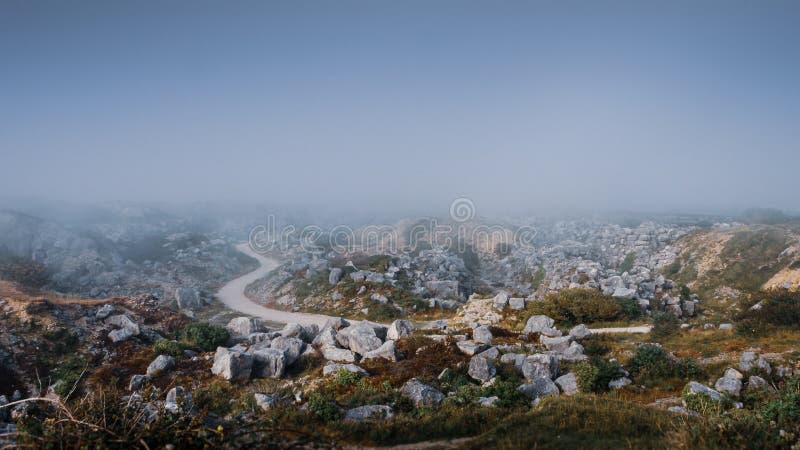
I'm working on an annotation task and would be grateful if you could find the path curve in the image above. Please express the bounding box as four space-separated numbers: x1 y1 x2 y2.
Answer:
215 243 332 327
589 325 653 334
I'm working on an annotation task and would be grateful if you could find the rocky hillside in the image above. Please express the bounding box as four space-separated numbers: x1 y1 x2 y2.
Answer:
4 278 800 448
0 209 257 304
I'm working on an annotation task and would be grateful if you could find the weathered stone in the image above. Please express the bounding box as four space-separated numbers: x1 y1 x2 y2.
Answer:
561 341 587 362
226 317 265 337
164 386 192 414
473 325 493 345
540 335 572 353
270 336 305 366
345 405 393 421
363 340 397 362
254 393 281 411
523 315 554 334
95 304 114 320
128 374 149 391
714 376 742 397
400 379 445 406
322 362 369 377
211 347 253 381
492 292 509 310
321 347 356 362
568 324 592 340
386 320 414 340
724 368 743 380
456 340 489 356
478 396 499 407
146 355 175 376
746 375 769 392
612 287 636 299
347 323 383 356
739 352 772 374
477 346 500 360
555 373 579 395
683 381 724 404
518 378 559 400
521 354 559 380
251 347 287 378
508 297 526 310
608 377 632 389
500 353 526 370
109 328 135 342
106 314 140 335
468 355 497 382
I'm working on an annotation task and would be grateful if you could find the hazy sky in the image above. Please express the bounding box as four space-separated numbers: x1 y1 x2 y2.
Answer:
2 1 798 215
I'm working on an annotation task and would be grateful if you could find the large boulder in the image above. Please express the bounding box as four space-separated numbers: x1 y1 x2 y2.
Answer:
468 355 497 382
312 327 339 348
270 336 305 365
250 347 287 378
683 381 725 404
226 317 265 337
347 323 383 356
522 315 561 337
739 352 772 374
521 354 559 381
714 376 742 397
128 374 149 391
456 340 489 356
492 292 509 310
612 287 636 299
386 320 414 340
568 324 592 340
321 347 356 362
363 340 397 362
146 355 175 376
518 378 559 400
400 379 445 407
472 325 493 345
322 362 369 377
540 335 572 353
211 347 253 381
344 405 393 422
555 373 579 395
106 315 140 335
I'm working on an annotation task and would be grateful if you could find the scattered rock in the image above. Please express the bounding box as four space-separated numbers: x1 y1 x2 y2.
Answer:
521 354 559 381
211 347 253 381
468 355 497 382
555 373 579 395
226 317 265 337
400 379 445 407
518 378 559 400
386 320 414 340
146 355 175 376
129 374 149 391
568 324 592 340
344 405 393 422
363 340 398 362
472 325 493 345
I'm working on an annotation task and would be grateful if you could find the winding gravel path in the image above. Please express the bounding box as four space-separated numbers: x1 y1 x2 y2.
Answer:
217 243 653 335
215 243 332 327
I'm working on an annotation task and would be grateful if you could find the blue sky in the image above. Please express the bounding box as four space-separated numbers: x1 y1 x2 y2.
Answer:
1 1 798 214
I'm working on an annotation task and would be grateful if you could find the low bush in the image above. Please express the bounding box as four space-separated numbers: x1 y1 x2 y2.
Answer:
531 288 639 325
573 359 625 393
152 340 187 357
177 322 229 351
651 312 680 339
628 344 702 385
736 290 800 336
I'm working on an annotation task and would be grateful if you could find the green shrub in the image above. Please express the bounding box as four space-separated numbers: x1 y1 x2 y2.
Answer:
336 367 363 386
736 290 800 336
152 340 187 357
682 383 733 415
307 392 341 421
573 359 625 393
177 322 229 351
651 312 680 339
530 288 638 325
629 345 702 384
479 380 529 408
